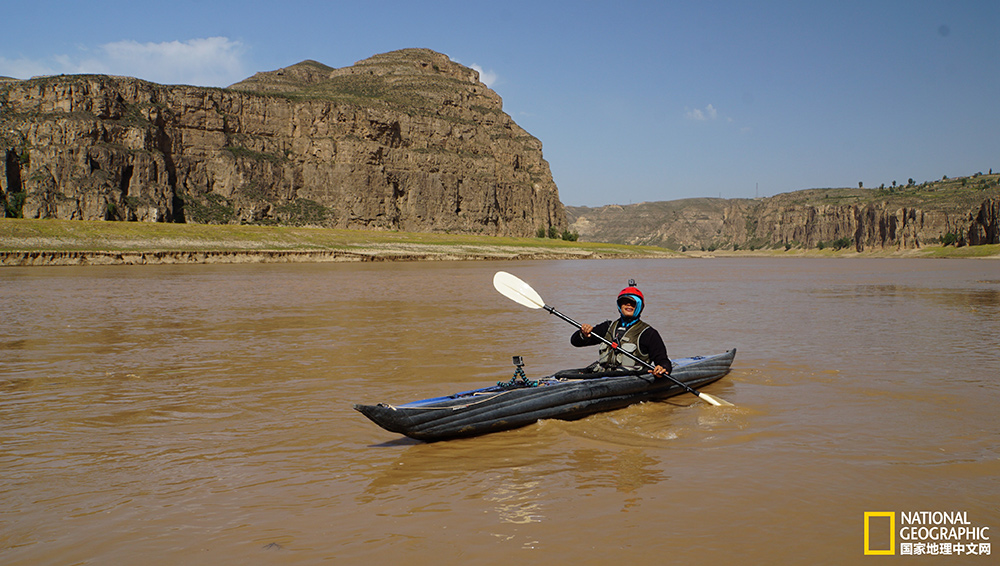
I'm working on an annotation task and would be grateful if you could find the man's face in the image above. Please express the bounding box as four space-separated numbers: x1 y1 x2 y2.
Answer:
619 299 636 316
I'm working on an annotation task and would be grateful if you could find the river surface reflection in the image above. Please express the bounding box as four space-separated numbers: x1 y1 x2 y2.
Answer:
1 258 998 564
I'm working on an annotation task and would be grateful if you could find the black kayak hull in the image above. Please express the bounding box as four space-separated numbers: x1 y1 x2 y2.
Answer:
355 348 735 441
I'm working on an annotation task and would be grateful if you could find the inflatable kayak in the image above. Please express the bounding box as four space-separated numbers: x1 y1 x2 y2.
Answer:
354 348 735 441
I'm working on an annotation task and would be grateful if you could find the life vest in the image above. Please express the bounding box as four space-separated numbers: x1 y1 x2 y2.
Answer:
597 319 652 369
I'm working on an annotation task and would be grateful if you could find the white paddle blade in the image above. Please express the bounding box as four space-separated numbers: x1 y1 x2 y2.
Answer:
697 391 734 407
493 271 545 309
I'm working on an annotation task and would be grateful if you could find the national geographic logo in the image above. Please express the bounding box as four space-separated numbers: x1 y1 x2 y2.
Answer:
864 511 992 556
864 512 896 555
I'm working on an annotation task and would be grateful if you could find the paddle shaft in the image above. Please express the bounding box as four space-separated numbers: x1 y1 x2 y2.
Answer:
542 304 710 399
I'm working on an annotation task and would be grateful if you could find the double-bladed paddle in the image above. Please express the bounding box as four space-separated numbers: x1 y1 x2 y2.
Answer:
492 271 734 407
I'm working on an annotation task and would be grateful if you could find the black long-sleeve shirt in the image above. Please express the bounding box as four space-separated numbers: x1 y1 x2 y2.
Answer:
570 319 672 372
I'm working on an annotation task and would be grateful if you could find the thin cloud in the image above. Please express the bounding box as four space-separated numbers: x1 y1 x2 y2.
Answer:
0 37 248 87
82 37 247 86
685 103 718 121
470 63 498 87
0 56 58 79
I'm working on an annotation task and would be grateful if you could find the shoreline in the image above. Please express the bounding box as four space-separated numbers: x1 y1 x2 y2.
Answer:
0 218 678 267
4 244 996 267
0 247 664 267
1 219 996 267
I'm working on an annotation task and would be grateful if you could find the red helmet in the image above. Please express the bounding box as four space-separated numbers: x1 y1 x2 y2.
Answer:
617 286 644 302
616 280 645 319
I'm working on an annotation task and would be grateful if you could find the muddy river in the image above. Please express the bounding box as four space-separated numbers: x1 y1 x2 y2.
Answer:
2 258 997 564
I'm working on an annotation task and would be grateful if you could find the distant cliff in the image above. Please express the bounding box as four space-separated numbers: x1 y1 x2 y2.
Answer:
0 49 565 236
567 176 1000 251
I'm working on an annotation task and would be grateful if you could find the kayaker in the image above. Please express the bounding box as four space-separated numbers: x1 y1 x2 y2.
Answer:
570 281 671 377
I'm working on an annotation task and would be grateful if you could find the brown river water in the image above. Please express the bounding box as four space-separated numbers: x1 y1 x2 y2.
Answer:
1 258 998 565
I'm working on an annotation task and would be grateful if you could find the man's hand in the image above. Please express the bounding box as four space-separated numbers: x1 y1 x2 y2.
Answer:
580 324 594 337
651 365 669 378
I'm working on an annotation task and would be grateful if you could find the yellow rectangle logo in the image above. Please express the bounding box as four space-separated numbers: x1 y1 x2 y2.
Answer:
864 512 896 555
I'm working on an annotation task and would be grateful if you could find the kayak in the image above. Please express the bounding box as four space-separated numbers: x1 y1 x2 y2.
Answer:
354 348 736 441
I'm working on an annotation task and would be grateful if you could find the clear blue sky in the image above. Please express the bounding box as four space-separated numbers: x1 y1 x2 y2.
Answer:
2 0 997 206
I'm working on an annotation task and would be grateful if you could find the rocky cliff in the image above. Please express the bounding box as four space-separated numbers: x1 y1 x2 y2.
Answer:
567 175 1000 251
0 49 565 236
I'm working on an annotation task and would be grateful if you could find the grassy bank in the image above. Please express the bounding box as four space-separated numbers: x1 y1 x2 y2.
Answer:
2 219 995 266
0 218 677 264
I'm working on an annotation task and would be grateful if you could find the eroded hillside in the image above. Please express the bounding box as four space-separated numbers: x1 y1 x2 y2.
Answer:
0 49 565 237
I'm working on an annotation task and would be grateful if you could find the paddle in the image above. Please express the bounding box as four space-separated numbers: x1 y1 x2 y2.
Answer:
492 271 734 407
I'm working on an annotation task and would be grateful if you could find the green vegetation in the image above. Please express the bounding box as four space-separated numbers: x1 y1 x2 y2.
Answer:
275 198 329 226
818 237 853 250
221 146 286 164
772 172 999 211
560 229 579 242
537 225 579 241
917 243 1000 258
3 192 25 218
181 193 236 224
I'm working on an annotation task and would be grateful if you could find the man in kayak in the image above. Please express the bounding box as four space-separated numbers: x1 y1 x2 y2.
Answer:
570 282 671 377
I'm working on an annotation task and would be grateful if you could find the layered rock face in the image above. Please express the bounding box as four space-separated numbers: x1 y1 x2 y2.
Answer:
0 49 565 236
567 179 1000 250
967 197 999 245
